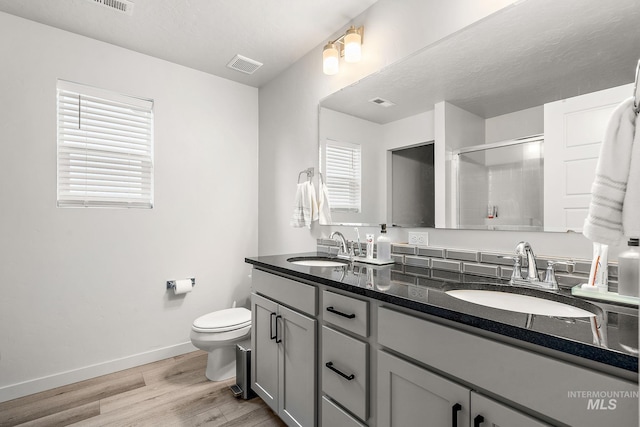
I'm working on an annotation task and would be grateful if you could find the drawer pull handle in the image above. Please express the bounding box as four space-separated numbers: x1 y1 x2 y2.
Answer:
269 312 277 340
275 315 283 343
473 415 485 427
451 403 462 427
325 361 355 380
326 306 356 319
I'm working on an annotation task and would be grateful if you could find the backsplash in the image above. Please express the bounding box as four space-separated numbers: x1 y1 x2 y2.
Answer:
317 239 619 292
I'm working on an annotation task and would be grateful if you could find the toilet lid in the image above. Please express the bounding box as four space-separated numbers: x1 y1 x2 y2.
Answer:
192 307 251 333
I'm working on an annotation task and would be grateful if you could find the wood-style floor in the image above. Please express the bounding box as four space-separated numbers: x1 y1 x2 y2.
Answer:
0 351 286 427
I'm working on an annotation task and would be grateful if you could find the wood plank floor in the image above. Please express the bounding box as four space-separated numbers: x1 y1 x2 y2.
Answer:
0 351 286 427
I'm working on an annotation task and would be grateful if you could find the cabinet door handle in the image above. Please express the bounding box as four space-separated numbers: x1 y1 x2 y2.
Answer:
451 403 462 427
326 306 356 319
325 361 355 380
275 315 283 343
269 312 277 340
473 415 485 427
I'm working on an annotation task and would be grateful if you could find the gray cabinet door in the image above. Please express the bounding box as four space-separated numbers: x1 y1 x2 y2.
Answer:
470 392 550 427
278 303 317 427
251 293 279 411
377 350 470 427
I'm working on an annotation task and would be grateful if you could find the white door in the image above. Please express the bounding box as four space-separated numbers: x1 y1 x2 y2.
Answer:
543 84 632 232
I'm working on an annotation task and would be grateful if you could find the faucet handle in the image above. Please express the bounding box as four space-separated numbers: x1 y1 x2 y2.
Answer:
544 261 558 286
544 260 575 286
499 255 523 283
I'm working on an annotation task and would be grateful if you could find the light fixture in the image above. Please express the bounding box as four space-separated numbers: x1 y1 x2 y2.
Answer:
323 42 340 76
343 27 362 63
322 25 364 75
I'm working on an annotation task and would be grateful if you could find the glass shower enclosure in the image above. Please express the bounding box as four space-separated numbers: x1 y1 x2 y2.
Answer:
453 135 544 231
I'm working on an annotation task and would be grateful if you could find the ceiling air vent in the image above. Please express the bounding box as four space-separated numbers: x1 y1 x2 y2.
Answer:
88 0 134 15
369 97 396 107
227 55 263 75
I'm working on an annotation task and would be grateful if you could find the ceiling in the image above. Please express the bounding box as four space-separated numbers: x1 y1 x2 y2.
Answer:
0 0 378 87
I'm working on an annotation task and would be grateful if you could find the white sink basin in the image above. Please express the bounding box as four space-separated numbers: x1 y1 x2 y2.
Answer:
287 257 349 267
445 289 596 318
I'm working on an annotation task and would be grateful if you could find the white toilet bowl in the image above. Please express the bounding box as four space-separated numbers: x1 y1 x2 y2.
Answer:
190 307 252 381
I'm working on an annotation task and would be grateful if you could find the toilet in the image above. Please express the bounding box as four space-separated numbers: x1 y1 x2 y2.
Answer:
190 307 252 381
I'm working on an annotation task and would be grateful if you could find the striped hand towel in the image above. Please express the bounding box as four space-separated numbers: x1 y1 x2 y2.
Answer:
583 97 637 245
290 182 318 229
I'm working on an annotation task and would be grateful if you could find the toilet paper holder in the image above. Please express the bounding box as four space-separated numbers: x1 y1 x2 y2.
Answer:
166 278 196 290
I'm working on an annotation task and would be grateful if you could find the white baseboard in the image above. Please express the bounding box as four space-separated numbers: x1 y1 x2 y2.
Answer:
0 342 197 403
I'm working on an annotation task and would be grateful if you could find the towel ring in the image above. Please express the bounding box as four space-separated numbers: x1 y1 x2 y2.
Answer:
297 167 314 183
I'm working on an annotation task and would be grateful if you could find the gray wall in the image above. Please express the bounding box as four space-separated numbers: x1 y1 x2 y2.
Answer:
0 12 258 401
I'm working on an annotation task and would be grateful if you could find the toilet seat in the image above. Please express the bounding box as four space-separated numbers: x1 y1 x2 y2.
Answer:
192 307 251 333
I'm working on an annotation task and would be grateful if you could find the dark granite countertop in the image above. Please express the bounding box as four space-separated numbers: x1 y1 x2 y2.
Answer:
246 252 639 375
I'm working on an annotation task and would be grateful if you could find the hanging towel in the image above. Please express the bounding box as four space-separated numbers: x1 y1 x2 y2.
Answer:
309 181 319 224
622 110 640 238
583 97 637 245
318 180 333 225
290 182 318 229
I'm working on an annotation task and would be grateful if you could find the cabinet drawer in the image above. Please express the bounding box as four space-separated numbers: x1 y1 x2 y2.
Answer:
322 395 367 427
322 326 368 421
322 290 368 337
252 268 317 316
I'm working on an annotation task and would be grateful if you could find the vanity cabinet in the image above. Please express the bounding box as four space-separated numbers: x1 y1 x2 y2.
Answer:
377 350 549 427
377 306 638 426
247 263 638 427
251 269 318 427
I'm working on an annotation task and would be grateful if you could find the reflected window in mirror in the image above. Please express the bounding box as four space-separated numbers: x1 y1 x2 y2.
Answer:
325 139 362 213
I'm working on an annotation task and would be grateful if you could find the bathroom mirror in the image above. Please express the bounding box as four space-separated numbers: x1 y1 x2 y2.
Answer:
318 0 640 231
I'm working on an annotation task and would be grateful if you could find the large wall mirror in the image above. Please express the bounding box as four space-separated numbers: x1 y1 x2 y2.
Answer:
318 0 639 232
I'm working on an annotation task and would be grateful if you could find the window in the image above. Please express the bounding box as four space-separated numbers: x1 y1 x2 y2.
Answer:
325 139 361 212
57 80 154 208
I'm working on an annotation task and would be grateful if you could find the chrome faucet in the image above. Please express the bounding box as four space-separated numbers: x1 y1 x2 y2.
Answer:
515 241 540 282
510 241 571 291
509 241 557 290
329 231 350 259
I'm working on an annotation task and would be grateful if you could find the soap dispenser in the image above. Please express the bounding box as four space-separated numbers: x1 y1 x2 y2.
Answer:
618 238 639 297
377 224 391 261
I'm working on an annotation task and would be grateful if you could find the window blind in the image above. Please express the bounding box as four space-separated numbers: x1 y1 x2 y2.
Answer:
57 80 154 208
325 139 361 212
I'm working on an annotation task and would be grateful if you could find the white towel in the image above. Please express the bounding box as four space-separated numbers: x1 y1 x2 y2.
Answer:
622 110 640 238
309 182 319 223
290 182 318 229
318 180 333 225
583 97 638 245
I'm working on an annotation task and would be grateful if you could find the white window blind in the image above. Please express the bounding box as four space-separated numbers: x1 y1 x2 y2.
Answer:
57 80 154 208
325 139 361 212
